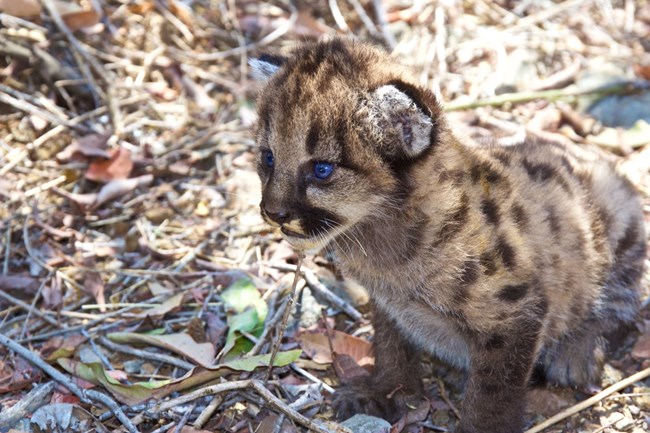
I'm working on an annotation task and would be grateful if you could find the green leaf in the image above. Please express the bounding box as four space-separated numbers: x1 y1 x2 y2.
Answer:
59 351 302 405
221 278 267 320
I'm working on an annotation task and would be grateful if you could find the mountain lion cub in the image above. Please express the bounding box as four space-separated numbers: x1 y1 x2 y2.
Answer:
250 39 646 433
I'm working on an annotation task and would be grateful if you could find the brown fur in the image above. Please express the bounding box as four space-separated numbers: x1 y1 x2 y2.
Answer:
250 39 646 433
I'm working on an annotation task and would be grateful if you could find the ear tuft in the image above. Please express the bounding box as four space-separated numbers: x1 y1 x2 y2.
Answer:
366 84 433 158
249 54 287 82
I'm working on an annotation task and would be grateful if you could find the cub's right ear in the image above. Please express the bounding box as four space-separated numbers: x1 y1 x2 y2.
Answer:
248 53 287 81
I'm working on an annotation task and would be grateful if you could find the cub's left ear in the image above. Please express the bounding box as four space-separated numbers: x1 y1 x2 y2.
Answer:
366 83 437 158
248 53 287 81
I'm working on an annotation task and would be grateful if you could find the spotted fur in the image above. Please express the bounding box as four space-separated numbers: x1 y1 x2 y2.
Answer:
251 38 646 433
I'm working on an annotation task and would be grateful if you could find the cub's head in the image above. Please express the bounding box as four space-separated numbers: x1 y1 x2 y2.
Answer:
250 38 445 251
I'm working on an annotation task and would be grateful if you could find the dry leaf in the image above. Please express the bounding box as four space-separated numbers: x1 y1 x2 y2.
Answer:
51 0 100 31
632 332 650 359
93 174 154 208
0 0 42 17
85 147 133 183
82 272 105 312
297 329 373 366
57 134 111 162
128 1 155 14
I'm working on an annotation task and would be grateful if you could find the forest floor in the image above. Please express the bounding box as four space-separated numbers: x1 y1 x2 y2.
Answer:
1 1 650 432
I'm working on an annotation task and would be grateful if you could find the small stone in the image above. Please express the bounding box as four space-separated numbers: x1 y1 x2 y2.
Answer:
341 414 391 433
614 416 635 431
628 405 641 416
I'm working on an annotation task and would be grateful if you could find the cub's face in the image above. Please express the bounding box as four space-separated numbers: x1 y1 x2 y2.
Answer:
250 39 440 251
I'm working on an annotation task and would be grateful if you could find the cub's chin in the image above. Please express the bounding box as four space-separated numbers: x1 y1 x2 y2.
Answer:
280 227 332 253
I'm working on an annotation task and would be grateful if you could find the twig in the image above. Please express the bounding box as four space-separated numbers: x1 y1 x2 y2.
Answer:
329 0 349 32
444 81 648 111
0 382 54 429
436 378 461 420
291 364 336 394
267 262 363 321
347 0 380 38
170 2 298 62
0 287 61 328
265 253 305 383
371 0 396 50
97 336 194 370
524 366 650 433
192 395 224 429
0 332 138 433
250 380 349 433
247 295 290 357
40 0 108 101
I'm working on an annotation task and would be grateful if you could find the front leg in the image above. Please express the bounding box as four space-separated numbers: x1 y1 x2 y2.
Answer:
333 303 422 422
459 317 542 433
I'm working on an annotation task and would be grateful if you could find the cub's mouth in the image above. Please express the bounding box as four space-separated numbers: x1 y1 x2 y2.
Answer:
280 227 309 239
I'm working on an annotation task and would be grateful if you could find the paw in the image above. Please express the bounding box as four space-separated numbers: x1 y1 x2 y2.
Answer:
332 381 408 422
542 336 605 387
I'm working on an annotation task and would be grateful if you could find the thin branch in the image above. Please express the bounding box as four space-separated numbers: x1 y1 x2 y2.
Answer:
524 366 650 433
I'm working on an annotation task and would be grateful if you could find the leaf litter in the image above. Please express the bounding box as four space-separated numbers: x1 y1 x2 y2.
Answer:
0 1 649 433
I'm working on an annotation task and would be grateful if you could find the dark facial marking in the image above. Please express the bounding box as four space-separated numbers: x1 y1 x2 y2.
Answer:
298 205 345 237
496 236 516 270
306 121 322 155
481 198 500 225
493 151 512 166
498 283 529 302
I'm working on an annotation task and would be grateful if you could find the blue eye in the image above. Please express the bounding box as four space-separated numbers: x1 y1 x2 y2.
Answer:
313 161 334 179
264 150 274 168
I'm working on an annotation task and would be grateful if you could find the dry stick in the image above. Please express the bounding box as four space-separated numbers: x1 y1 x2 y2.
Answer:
0 288 61 328
192 395 224 429
97 336 194 370
268 262 363 321
329 0 349 32
524 365 650 433
436 378 461 420
40 0 107 98
0 332 138 433
444 81 645 111
265 253 305 383
250 380 348 433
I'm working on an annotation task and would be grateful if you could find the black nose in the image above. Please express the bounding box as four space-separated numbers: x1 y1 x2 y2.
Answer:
264 206 290 224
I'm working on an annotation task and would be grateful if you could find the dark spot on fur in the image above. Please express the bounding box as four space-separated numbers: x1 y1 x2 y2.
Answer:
470 161 503 186
439 169 465 185
455 260 480 302
434 193 469 246
480 251 499 276
493 151 512 166
496 236 516 270
545 205 561 235
481 198 500 225
616 220 640 257
498 283 529 302
523 159 555 182
484 334 506 350
306 121 321 155
400 215 430 263
560 156 575 174
511 203 528 231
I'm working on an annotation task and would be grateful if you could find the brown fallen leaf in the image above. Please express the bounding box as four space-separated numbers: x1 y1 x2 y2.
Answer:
0 274 39 292
632 332 650 360
92 174 154 209
56 134 111 162
85 147 133 183
52 0 101 31
297 329 373 366
0 0 41 17
168 0 194 27
333 353 371 385
82 271 105 313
